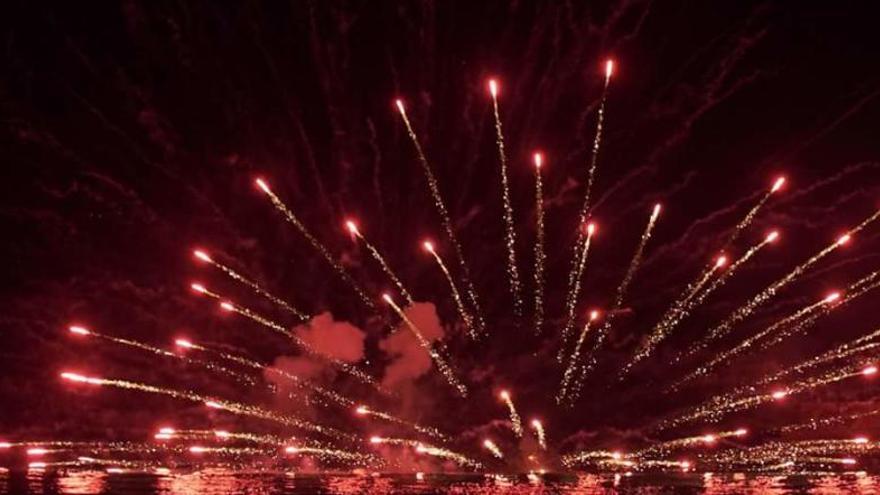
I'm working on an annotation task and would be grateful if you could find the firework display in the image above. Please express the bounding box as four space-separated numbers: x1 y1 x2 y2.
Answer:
5 49 880 481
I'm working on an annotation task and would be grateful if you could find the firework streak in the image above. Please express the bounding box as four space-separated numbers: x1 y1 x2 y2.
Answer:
60 372 354 441
687 208 880 357
192 284 384 392
68 326 257 386
559 223 596 356
674 267 880 390
370 437 483 469
483 439 503 459
629 176 787 376
254 178 376 311
193 249 309 320
383 294 468 397
355 405 447 440
562 61 613 343
175 338 354 408
345 221 414 305
532 153 547 334
658 362 875 430
488 80 524 317
581 205 661 375
557 310 600 404
670 292 841 390
530 419 547 450
499 390 523 437
395 100 485 332
622 255 728 376
423 241 478 339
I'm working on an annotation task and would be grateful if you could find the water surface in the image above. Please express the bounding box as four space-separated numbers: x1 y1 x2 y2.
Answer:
3 469 878 493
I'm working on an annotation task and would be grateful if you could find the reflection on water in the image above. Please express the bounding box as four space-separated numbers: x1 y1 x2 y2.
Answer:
1 468 879 493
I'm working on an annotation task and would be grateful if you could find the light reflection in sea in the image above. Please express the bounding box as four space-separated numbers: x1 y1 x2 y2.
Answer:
0 469 878 493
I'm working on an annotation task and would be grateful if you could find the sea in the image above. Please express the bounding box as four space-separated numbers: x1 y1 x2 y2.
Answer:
2 469 879 494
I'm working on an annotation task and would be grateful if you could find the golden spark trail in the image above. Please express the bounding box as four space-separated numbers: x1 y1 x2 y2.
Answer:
254 178 375 311
192 249 309 320
557 310 600 404
355 405 447 440
59 372 354 441
488 80 523 317
563 61 614 336
666 233 779 365
723 176 785 248
532 153 547 334
174 338 355 408
561 450 625 468
757 269 880 352
285 445 381 466
369 437 483 469
778 409 880 434
560 222 596 356
757 325 880 388
623 255 728 375
482 438 503 459
68 326 256 386
582 205 661 374
691 208 880 355
395 100 484 332
192 284 383 391
174 429 285 446
498 390 523 437
345 221 413 305
630 179 784 373
423 241 478 339
671 292 840 390
383 294 468 397
634 429 747 458
658 363 875 430
530 419 547 450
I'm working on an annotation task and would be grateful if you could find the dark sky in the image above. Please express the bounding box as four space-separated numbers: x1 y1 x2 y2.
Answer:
1 0 880 466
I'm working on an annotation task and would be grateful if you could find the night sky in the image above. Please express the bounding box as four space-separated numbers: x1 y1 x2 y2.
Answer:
2 0 880 468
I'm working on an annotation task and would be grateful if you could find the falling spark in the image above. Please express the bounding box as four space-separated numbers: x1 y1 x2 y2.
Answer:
192 248 309 320
563 59 615 337
532 152 547 334
724 176 787 248
659 363 872 430
560 222 597 356
635 429 748 458
488 78 523 317
369 437 483 469
383 293 468 397
394 99 484 332
561 450 626 468
423 240 478 339
558 310 601 404
191 283 382 390
690 208 880 355
67 325 257 386
582 205 661 375
671 291 842 390
499 390 523 437
253 177 375 311
60 371 354 441
353 405 447 440
483 439 503 459
345 220 414 305
174 337 357 408
623 254 728 375
531 419 547 450
665 232 780 365
285 445 381 466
